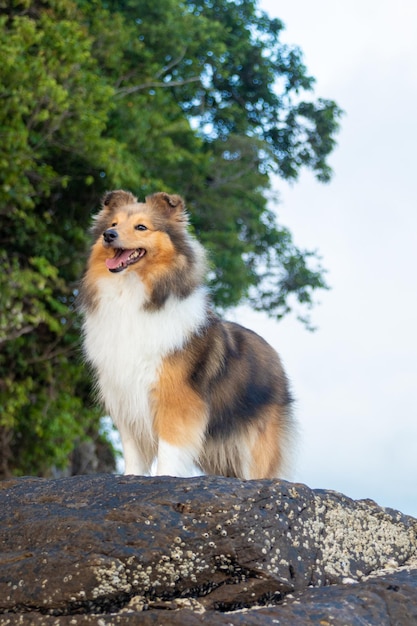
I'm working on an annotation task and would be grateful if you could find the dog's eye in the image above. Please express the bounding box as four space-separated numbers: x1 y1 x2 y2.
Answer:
111 222 117 227
135 224 147 231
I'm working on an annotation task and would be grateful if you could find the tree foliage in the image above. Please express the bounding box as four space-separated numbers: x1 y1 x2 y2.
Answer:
0 0 342 477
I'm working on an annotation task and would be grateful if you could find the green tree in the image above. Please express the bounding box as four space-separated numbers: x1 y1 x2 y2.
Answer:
0 0 116 476
78 0 340 312
0 0 342 477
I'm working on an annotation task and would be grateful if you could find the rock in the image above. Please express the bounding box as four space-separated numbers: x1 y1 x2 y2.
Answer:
0 475 416 625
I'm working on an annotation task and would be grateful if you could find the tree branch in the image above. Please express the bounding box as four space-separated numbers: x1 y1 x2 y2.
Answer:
116 75 201 97
154 47 188 79
0 325 36 345
114 47 189 90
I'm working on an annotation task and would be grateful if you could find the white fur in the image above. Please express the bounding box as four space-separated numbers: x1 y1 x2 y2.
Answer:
156 440 200 477
119 433 150 475
82 271 207 474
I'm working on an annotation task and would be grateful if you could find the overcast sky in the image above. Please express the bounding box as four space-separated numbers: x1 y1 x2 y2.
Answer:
245 0 417 516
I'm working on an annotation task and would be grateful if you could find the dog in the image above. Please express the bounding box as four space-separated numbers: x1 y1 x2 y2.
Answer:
79 190 294 479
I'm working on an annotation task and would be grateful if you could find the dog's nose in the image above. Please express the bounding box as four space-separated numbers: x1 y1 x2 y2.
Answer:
103 228 118 244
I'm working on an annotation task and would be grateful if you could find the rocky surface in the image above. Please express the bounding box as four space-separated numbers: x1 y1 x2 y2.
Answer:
0 474 416 625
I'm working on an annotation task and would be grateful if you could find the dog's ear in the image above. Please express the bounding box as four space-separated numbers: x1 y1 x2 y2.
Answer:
102 190 137 211
89 190 137 240
146 192 188 222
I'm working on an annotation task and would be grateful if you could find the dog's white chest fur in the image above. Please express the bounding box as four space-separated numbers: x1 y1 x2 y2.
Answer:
82 273 206 442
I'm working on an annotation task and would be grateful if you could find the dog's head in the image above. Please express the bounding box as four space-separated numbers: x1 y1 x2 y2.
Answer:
91 191 188 274
82 190 208 310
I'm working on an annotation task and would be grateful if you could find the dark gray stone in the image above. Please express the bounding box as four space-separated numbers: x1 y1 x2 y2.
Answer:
0 475 416 624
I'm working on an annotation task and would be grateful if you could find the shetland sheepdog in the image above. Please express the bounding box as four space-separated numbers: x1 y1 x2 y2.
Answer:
80 190 294 479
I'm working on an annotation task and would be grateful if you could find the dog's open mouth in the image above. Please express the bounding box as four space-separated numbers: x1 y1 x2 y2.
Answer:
105 248 146 273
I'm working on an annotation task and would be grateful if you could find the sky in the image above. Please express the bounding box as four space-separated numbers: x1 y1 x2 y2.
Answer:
243 0 417 516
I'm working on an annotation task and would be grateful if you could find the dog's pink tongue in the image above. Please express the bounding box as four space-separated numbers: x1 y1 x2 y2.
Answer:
105 249 134 270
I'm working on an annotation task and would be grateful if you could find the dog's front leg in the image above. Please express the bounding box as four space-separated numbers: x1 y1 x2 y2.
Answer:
152 357 207 478
156 439 200 477
117 423 153 476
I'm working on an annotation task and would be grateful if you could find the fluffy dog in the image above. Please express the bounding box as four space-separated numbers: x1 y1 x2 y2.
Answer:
80 190 294 478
